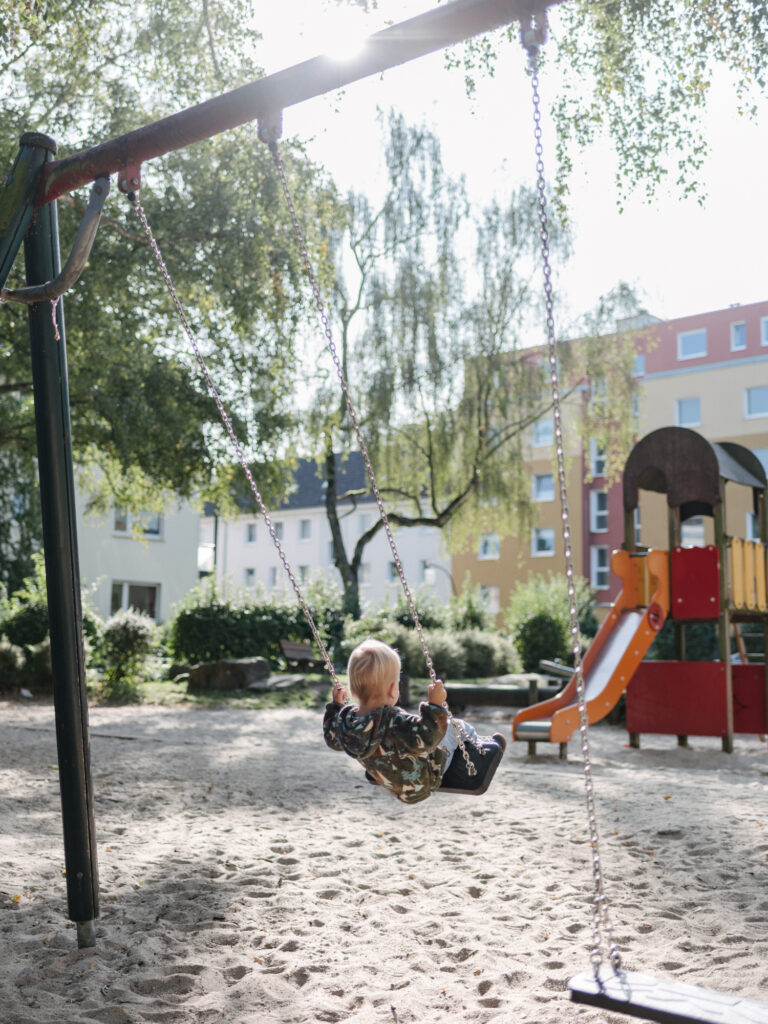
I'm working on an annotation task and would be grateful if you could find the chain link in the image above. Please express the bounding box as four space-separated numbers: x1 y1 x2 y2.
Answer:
266 139 479 776
525 46 621 974
127 193 341 687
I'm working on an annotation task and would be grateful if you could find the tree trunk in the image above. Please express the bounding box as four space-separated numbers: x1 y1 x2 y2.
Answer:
324 441 361 619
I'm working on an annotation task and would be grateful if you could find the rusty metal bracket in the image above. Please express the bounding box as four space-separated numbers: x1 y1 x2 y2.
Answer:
1 176 110 304
117 163 141 196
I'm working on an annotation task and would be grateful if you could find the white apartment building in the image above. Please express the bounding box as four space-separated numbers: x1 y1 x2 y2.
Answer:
199 455 455 608
76 493 201 624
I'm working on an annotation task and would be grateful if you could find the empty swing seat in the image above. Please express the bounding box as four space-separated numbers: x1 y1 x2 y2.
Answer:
570 967 768 1024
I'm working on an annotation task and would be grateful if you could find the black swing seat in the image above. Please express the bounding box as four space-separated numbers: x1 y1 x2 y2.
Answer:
569 967 768 1024
364 735 505 797
439 734 504 794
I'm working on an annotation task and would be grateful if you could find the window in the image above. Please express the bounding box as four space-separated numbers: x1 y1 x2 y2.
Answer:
246 522 257 543
478 533 501 560
388 561 399 582
478 585 500 615
244 567 256 586
680 516 705 547
590 547 609 589
731 322 746 351
360 562 371 585
632 353 645 377
273 521 284 541
298 565 309 584
533 473 555 501
143 513 162 537
677 328 707 360
299 518 311 540
589 490 609 532
634 507 642 546
752 448 768 476
328 541 336 564
113 508 162 538
268 567 278 588
761 317 768 346
745 386 768 418
589 439 606 477
110 582 158 620
532 418 553 447
747 512 760 542
358 513 373 533
675 397 701 427
532 528 555 557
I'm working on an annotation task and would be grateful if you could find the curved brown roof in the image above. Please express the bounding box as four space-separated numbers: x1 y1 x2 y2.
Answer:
623 427 766 514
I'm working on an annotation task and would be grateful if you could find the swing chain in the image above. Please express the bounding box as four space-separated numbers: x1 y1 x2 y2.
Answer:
525 46 622 975
265 137 478 777
126 191 341 688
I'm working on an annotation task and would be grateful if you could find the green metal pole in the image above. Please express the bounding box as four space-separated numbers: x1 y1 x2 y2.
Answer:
0 132 53 290
23 134 100 946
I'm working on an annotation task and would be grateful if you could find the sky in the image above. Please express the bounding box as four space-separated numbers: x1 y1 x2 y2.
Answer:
250 0 768 333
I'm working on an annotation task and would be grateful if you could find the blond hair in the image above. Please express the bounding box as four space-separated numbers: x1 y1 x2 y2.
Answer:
347 638 401 705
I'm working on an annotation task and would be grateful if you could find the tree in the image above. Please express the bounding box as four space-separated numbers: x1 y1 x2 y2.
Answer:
442 0 768 209
0 0 342 590
306 113 641 616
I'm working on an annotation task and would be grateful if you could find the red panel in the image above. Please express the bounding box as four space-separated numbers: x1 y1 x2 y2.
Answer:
733 665 767 733
670 545 720 619
626 662 727 735
627 661 768 735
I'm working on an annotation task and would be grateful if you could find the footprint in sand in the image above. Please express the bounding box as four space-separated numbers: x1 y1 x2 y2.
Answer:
129 973 197 997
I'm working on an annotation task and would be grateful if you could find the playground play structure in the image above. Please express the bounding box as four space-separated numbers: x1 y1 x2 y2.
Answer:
514 426 768 754
3 3 768 1021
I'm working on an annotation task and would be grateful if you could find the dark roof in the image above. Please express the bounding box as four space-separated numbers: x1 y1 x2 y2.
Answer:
623 427 766 519
204 452 376 517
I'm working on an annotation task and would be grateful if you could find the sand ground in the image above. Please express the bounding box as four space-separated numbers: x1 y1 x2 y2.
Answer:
1 699 767 1023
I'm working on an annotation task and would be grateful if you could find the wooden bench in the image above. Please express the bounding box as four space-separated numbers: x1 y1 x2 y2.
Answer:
279 640 328 672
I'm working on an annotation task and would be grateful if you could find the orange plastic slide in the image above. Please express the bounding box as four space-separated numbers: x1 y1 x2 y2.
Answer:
512 549 670 746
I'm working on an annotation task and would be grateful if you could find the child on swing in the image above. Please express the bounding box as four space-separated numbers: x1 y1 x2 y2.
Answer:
323 638 506 804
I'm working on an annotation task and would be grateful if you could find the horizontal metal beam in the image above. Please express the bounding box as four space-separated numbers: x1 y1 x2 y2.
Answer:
38 0 557 206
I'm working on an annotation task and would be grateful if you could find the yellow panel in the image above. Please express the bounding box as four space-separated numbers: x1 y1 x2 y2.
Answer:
757 544 768 612
744 540 757 610
731 538 745 610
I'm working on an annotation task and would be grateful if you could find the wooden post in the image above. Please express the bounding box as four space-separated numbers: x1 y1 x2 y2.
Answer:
714 498 734 753
527 677 538 756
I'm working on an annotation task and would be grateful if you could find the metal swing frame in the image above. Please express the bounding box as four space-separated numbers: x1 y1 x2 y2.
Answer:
0 0 557 949
2 6 767 1021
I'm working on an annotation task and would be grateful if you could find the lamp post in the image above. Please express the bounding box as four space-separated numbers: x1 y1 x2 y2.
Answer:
426 561 458 597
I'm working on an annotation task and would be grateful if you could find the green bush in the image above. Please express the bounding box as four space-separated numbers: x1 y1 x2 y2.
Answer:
0 552 49 649
515 612 569 673
0 642 21 686
507 572 597 660
406 629 467 680
647 621 719 661
391 587 450 630
460 628 519 677
167 579 345 667
449 578 494 630
99 608 156 701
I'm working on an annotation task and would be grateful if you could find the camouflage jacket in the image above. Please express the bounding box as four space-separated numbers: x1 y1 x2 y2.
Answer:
323 701 450 805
